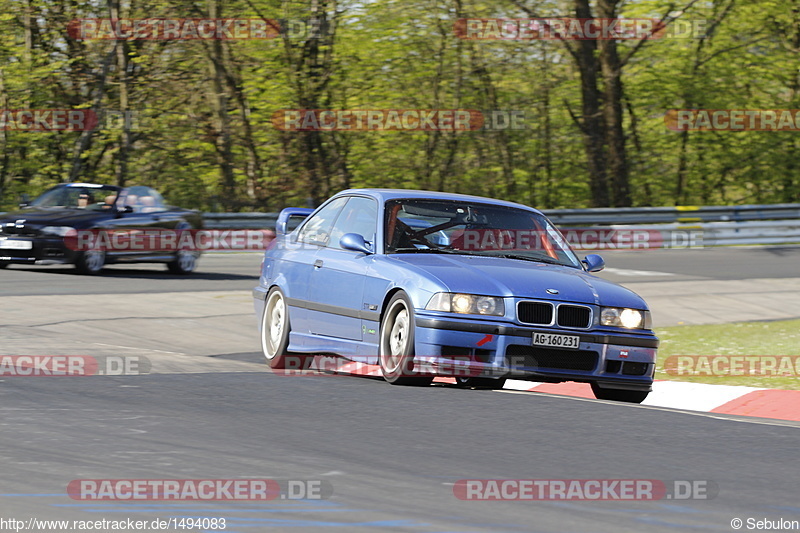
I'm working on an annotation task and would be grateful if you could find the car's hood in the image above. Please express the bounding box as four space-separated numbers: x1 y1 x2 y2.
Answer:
0 207 111 228
391 253 648 309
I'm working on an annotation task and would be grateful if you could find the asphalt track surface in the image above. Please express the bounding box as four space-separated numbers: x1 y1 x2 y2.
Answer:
2 244 800 296
2 248 799 532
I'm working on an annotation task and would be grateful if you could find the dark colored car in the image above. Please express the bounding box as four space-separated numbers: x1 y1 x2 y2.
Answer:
0 183 203 274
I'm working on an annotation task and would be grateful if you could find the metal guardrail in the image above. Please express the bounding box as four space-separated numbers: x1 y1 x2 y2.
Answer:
565 221 800 249
198 203 800 229
3 204 800 247
609 220 800 247
541 204 800 226
200 209 800 248
202 212 279 229
3 203 800 227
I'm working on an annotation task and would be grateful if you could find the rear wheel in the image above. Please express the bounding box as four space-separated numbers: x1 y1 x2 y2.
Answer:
591 383 649 404
260 287 307 370
0 261 8 269
378 292 432 386
456 377 507 390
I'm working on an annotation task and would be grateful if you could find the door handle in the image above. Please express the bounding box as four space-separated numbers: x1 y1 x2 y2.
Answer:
313 259 323 268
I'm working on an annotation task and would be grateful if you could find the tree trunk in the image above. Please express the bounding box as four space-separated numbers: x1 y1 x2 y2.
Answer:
110 0 132 187
596 0 631 207
574 0 609 207
206 0 236 209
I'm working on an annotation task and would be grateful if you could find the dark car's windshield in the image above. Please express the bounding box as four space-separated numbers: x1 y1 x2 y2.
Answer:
385 199 581 268
30 185 121 211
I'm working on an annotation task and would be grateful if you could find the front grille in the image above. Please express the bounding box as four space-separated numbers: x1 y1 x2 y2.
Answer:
518 301 553 325
0 223 40 237
557 305 591 328
0 249 35 259
506 345 598 371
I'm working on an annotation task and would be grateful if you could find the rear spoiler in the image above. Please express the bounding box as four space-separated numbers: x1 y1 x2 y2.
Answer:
275 207 314 235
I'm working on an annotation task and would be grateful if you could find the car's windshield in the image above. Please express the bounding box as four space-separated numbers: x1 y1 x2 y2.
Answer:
384 199 581 268
30 185 120 211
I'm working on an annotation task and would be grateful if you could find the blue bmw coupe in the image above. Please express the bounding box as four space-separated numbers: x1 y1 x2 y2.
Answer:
253 189 658 403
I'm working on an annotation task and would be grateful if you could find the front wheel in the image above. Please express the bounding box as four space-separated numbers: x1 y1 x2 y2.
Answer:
74 249 105 275
260 287 307 370
591 383 649 404
167 250 199 274
378 292 432 386
0 261 8 269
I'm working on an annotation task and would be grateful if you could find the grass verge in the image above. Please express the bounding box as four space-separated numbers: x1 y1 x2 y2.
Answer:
655 319 800 390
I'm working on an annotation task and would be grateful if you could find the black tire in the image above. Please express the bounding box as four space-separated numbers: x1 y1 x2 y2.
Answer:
74 249 105 275
456 377 507 390
591 383 649 404
167 250 199 274
260 287 308 370
0 261 9 269
378 291 432 386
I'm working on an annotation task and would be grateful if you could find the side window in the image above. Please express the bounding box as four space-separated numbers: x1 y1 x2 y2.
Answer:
329 196 378 250
297 197 348 246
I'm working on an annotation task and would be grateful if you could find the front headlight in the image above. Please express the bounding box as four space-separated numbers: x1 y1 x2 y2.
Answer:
41 226 75 237
426 293 505 317
600 307 651 329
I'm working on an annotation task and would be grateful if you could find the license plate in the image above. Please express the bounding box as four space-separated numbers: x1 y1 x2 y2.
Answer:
532 332 580 350
0 239 32 250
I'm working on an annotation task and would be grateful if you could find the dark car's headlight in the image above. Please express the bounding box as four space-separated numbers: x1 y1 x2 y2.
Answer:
600 307 651 329
426 293 505 317
41 226 75 237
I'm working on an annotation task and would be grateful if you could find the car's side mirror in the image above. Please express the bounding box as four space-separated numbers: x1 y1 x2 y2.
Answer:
340 233 373 254
18 193 30 208
582 254 605 272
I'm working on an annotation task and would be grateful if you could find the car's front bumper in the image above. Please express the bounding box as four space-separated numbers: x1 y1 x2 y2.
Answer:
0 236 76 265
413 314 657 391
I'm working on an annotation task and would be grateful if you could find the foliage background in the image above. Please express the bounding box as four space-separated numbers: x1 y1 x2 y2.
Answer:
0 0 796 211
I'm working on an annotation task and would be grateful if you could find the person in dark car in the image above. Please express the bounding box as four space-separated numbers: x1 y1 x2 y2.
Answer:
76 191 95 209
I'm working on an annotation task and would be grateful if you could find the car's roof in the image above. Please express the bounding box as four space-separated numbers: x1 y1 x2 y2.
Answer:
335 188 542 213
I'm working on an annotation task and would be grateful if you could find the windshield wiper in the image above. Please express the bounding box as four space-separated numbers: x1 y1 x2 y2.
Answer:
391 247 459 254
494 253 566 266
391 247 492 256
